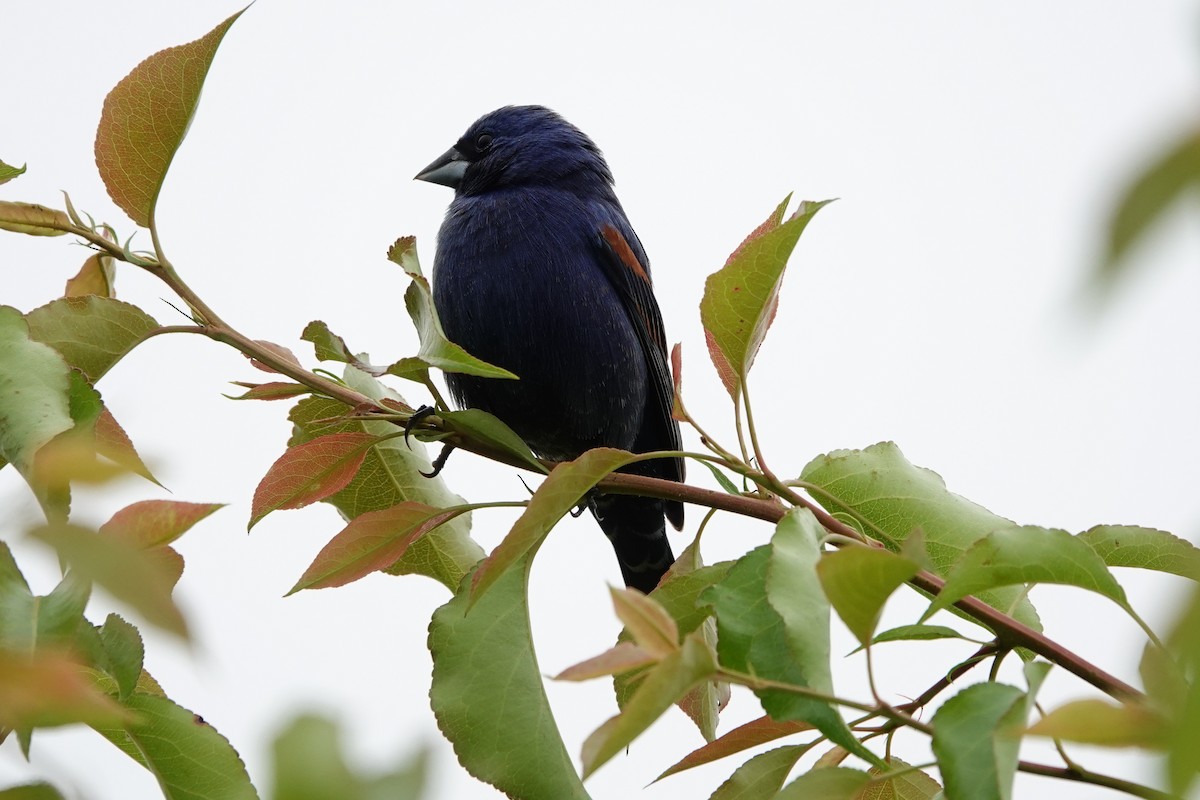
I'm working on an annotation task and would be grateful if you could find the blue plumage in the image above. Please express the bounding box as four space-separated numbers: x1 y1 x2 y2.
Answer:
416 105 684 592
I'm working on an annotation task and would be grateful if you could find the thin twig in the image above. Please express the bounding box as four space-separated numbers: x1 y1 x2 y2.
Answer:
1017 760 1172 800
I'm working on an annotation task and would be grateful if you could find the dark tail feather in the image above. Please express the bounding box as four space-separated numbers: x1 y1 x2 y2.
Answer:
590 493 675 593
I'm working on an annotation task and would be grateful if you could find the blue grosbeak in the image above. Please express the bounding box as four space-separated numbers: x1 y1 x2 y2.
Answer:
416 105 683 593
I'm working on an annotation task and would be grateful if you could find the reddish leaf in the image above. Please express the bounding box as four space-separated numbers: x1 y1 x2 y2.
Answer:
610 587 679 659
0 651 132 729
704 330 737 397
64 253 116 298
248 339 302 375
0 201 71 237
100 500 224 548
289 501 467 592
249 432 377 529
670 343 687 421
657 715 814 780
94 9 246 226
555 642 657 681
148 545 186 590
226 381 311 401
94 408 158 484
677 673 731 743
699 197 831 398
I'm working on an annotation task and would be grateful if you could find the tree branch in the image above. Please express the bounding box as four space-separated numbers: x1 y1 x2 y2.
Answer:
598 472 1144 704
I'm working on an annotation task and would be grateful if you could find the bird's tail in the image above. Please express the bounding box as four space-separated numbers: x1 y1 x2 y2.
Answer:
590 493 675 594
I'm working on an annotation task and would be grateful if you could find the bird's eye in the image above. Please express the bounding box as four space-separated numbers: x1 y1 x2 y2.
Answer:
475 133 493 151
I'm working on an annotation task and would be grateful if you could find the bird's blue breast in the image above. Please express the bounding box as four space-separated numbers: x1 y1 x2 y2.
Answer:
432 187 648 460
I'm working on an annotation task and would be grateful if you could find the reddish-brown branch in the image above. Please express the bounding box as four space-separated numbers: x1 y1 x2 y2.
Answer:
597 472 1144 704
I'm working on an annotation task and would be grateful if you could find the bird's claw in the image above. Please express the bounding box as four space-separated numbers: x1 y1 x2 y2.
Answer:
403 404 438 447
420 442 456 479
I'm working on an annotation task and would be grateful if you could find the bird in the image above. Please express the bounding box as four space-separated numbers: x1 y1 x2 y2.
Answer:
415 105 684 593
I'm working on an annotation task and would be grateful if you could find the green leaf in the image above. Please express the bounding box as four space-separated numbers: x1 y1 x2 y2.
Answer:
469 448 636 604
648 559 734 640
0 160 26 186
289 366 482 590
36 573 92 648
363 747 428 800
272 715 357 800
766 512 837 693
1099 129 1200 288
656 715 812 781
581 630 716 778
91 691 258 800
18 368 104 520
30 523 187 638
0 201 70 236
699 459 742 495
925 525 1128 620
226 381 312 401
24 296 158 382
702 527 876 766
289 502 470 593
0 544 89 651
1163 586 1200 795
0 306 74 477
700 196 831 396
799 442 1041 633
769 510 881 766
1079 525 1200 581
0 784 68 800
98 614 144 700
301 320 353 364
429 554 590 800
853 624 977 654
775 767 871 799
817 546 920 646
862 758 943 800
249 432 378 529
385 236 518 380
708 744 809 800
930 682 1024 800
271 714 429 800
94 9 247 226
440 408 545 473
1026 698 1167 748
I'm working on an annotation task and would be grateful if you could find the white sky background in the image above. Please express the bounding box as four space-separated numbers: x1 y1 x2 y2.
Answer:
3 2 1199 798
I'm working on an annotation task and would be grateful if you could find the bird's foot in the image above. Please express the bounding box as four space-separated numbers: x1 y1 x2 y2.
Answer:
420 442 456 479
403 404 438 447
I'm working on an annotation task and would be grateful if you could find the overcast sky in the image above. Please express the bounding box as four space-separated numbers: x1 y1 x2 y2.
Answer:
3 2 1199 799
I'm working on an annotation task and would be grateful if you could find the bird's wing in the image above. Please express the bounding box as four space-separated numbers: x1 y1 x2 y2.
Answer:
594 217 685 530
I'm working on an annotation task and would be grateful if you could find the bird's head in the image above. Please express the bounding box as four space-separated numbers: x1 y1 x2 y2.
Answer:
415 105 614 197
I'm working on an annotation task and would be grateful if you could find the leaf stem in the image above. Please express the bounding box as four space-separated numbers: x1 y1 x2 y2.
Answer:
1017 760 1172 800
717 667 934 736
894 643 998 715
